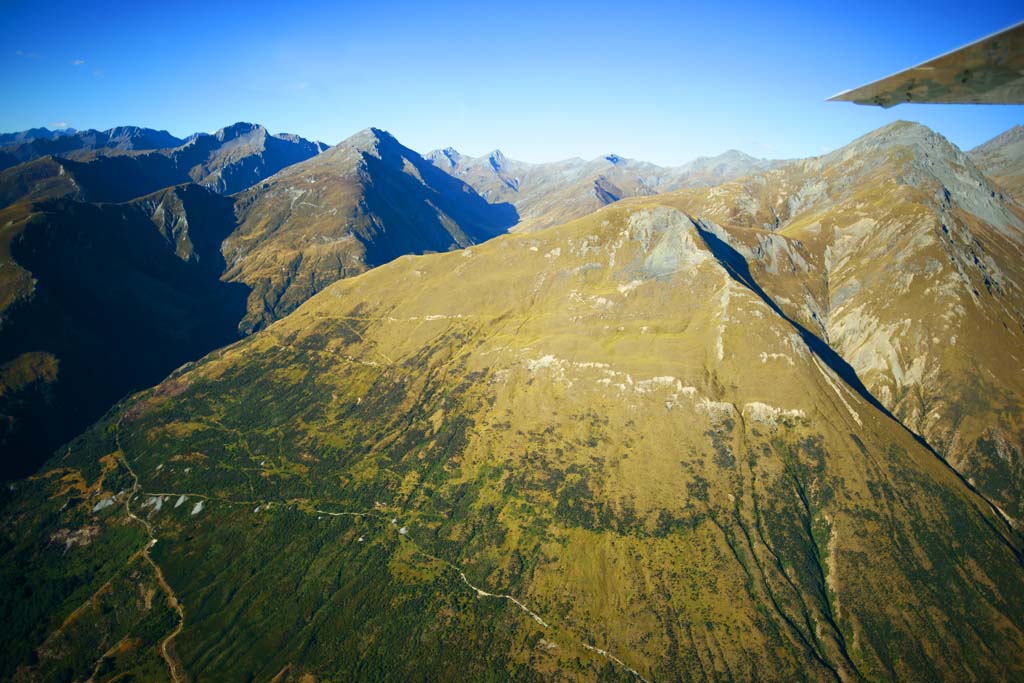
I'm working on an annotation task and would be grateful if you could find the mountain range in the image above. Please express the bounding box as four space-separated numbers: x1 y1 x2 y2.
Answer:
0 126 186 170
425 146 785 232
0 122 327 207
0 125 515 479
0 123 784 479
0 119 1023 682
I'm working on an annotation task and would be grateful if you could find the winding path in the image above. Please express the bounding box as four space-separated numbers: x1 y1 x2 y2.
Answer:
116 415 186 683
112 414 652 683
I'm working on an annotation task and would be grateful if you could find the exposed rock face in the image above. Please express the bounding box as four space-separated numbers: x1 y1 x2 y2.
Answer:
656 121 1024 524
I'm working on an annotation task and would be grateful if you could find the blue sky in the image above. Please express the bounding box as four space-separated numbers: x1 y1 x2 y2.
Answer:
1 0 1021 165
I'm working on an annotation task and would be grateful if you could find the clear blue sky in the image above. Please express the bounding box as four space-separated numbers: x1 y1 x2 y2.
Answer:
1 0 1021 165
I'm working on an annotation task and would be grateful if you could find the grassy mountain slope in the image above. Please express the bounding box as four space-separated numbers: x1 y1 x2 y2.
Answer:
651 121 1024 524
2 196 1021 681
425 147 784 232
0 157 85 209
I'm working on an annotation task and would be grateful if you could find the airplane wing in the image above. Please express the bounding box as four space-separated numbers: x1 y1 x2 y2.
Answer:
828 21 1024 106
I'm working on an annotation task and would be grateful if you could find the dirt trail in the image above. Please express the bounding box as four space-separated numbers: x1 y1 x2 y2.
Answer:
114 413 651 683
116 415 187 683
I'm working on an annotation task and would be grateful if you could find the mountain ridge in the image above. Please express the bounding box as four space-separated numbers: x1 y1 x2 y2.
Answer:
0 122 328 204
648 119 1024 525
224 126 518 331
425 144 787 231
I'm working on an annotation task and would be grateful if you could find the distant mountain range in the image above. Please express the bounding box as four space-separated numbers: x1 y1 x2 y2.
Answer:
0 126 185 169
0 118 1023 682
425 145 786 231
0 122 328 205
0 126 80 146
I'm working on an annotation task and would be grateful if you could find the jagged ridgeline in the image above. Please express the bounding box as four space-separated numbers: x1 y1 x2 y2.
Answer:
4 195 1023 678
424 145 785 233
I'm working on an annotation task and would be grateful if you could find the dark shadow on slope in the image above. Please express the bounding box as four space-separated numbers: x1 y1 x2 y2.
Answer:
693 223 888 413
692 220 1024 558
61 154 182 203
0 186 249 479
355 131 518 266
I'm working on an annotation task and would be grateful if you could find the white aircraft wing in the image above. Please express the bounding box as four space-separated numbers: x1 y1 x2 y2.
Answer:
828 21 1024 106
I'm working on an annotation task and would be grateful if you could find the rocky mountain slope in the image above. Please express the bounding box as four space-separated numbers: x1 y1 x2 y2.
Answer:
2 190 1021 681
650 121 1024 525
175 123 329 195
425 146 784 232
970 124 1024 204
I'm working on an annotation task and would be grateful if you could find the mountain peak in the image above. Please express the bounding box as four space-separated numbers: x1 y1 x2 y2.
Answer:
487 149 508 172
215 122 266 142
971 124 1024 154
822 120 1024 238
832 120 961 164
336 127 401 156
720 149 756 160
367 126 393 139
425 146 464 169
858 119 939 146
